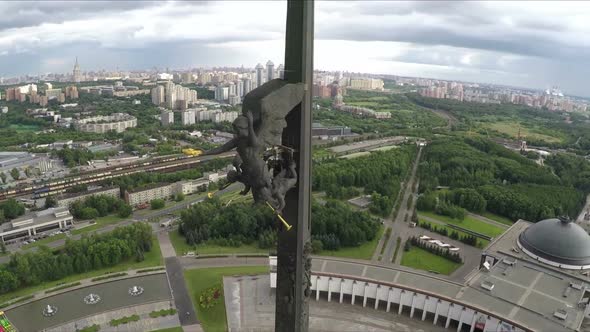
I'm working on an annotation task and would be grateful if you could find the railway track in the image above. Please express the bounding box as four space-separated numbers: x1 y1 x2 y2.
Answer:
0 152 235 201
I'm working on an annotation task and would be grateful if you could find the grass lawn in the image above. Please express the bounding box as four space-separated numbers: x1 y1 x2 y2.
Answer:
370 145 399 152
417 217 489 248
168 230 269 256
339 151 371 159
185 266 269 332
419 211 505 238
72 215 128 235
217 189 253 205
0 235 162 304
484 121 563 143
8 124 39 132
148 327 183 332
481 211 514 226
401 246 462 275
21 233 66 249
319 225 384 260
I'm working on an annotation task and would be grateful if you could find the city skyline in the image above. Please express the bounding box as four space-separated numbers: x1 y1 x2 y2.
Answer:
0 1 590 96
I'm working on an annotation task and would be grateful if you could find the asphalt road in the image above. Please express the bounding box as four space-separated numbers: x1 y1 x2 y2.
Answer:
381 146 423 264
165 256 199 326
0 182 243 264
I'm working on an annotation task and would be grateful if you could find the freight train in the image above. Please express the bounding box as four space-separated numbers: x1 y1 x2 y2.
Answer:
0 152 234 201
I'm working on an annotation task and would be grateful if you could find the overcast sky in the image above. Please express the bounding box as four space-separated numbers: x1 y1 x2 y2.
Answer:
1 1 589 96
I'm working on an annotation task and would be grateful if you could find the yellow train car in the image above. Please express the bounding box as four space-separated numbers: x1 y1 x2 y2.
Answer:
182 148 203 157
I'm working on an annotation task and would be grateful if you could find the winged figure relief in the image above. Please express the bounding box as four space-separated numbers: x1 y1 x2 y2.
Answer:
205 79 305 212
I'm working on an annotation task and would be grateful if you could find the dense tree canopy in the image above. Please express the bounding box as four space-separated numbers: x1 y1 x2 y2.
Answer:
314 145 416 216
0 199 25 222
311 200 380 250
179 197 380 251
0 223 152 294
70 194 132 219
418 137 586 222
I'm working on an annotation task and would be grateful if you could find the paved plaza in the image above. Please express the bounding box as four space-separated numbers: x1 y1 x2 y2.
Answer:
46 301 180 332
223 274 447 332
5 274 172 331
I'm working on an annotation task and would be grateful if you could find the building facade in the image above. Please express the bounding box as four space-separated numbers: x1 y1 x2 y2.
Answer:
57 187 120 208
0 207 74 243
73 113 137 133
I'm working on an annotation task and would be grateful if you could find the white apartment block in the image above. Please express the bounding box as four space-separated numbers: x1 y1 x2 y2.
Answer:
349 78 384 91
213 111 239 123
73 113 137 133
161 110 174 126
125 184 174 207
181 110 196 125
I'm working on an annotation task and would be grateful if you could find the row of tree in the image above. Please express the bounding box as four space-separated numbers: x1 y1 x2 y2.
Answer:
70 194 132 220
418 221 479 247
0 223 152 294
405 235 463 264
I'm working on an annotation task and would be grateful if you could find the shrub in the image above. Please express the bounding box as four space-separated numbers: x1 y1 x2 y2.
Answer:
149 308 177 318
45 282 81 294
110 314 140 327
91 272 127 282
150 199 165 210
199 285 222 309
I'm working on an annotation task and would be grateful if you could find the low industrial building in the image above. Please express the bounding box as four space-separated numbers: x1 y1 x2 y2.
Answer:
0 152 55 177
73 113 137 133
312 122 353 138
57 186 120 208
0 207 73 243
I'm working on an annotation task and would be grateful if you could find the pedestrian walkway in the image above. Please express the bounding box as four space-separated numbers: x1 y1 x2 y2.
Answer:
46 300 180 332
156 229 202 329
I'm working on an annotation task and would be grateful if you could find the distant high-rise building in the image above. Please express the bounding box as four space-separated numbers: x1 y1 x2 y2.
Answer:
266 60 275 82
228 95 241 106
215 86 229 102
276 64 284 79
182 73 193 84
45 89 62 100
181 110 196 125
228 82 236 96
151 85 165 106
242 78 252 96
65 86 79 99
237 80 244 98
161 110 174 126
165 82 176 109
73 57 81 83
198 72 211 84
5 88 16 101
255 63 264 88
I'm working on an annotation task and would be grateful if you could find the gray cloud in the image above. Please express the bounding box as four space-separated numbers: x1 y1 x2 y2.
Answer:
0 1 588 96
0 1 170 30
